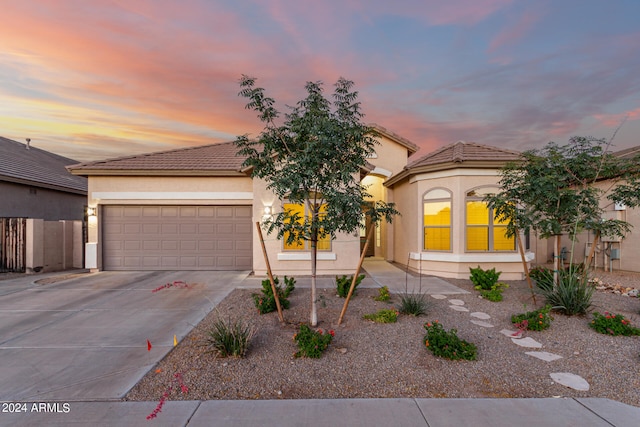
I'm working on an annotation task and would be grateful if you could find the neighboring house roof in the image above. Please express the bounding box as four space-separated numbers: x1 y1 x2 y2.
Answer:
614 145 640 160
369 123 419 155
385 141 522 187
0 136 87 194
68 141 247 177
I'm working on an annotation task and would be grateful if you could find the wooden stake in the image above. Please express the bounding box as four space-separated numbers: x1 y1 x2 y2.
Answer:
585 230 600 271
256 222 284 323
337 222 375 325
516 231 537 306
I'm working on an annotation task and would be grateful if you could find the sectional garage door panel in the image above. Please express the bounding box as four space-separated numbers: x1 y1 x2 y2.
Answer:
103 205 252 270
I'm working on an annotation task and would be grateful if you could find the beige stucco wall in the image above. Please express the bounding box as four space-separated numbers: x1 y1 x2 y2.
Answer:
389 168 533 280
534 179 640 273
25 219 83 273
251 177 362 276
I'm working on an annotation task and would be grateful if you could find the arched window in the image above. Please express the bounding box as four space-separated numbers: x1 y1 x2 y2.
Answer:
465 187 514 252
423 188 452 251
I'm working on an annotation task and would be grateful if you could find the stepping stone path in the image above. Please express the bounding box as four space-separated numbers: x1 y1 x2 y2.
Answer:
442 296 590 392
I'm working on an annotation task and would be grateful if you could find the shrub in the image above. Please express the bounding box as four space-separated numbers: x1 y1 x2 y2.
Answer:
469 266 501 291
336 274 365 298
511 305 553 331
539 268 594 315
204 317 256 358
398 292 431 316
528 266 555 292
363 308 399 323
478 282 509 302
374 286 391 302
423 321 477 361
252 276 295 314
590 312 640 336
293 324 334 358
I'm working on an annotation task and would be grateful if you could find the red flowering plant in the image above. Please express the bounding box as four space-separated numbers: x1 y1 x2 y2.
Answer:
423 320 477 361
511 305 552 331
293 324 334 358
590 311 640 336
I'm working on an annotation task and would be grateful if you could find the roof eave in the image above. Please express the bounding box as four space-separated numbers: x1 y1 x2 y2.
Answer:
1 174 87 195
384 160 519 187
68 168 249 177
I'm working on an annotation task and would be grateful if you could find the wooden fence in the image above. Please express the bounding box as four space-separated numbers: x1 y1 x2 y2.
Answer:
0 218 26 272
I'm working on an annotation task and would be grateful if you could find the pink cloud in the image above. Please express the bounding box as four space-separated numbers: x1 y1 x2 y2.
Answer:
593 108 640 127
488 8 544 53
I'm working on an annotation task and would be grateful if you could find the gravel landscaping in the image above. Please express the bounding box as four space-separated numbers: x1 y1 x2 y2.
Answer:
125 271 640 407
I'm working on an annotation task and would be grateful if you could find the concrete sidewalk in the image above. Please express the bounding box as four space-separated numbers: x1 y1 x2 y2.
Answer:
2 397 638 426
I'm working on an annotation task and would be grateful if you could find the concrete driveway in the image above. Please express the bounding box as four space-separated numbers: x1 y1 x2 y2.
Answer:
0 270 249 401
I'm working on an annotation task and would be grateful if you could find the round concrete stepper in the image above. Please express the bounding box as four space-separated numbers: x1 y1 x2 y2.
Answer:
470 312 491 320
550 372 590 391
448 299 465 306
511 337 543 348
470 320 494 328
449 305 469 312
500 329 523 338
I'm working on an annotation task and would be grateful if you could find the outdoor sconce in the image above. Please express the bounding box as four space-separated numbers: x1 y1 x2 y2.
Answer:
86 207 96 217
262 205 273 221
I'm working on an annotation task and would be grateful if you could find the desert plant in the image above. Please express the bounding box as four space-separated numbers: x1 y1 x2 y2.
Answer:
423 321 477 361
398 292 431 316
590 312 640 336
478 282 509 302
252 276 295 314
363 308 399 323
374 286 391 302
293 324 334 358
511 305 553 331
336 274 365 298
528 266 555 292
469 266 501 291
539 268 594 315
204 317 256 358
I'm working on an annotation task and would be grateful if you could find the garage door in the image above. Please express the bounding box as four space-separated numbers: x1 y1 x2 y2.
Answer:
102 205 252 270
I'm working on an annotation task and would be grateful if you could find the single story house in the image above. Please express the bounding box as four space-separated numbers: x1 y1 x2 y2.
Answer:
68 126 537 279
0 136 87 220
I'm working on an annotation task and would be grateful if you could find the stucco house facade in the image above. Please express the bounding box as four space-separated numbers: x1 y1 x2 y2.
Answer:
68 127 537 279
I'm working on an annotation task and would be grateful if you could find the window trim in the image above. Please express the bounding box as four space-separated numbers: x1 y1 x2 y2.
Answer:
422 188 453 252
464 186 515 253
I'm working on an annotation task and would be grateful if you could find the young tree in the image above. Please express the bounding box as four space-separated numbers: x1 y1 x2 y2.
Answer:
234 75 398 326
486 136 640 283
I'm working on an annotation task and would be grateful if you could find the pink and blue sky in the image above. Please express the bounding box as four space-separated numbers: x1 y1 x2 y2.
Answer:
1 0 639 162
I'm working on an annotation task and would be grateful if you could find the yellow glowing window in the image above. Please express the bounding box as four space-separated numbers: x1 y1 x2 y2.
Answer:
465 193 514 252
423 189 452 251
283 203 330 251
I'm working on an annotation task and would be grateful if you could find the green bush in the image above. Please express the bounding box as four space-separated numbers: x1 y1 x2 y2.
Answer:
539 268 594 315
374 286 391 302
478 282 509 302
363 308 399 323
204 317 256 358
528 266 555 292
252 276 295 314
469 266 501 291
293 324 334 358
398 292 431 316
423 321 477 361
336 274 365 298
511 305 553 331
590 312 640 336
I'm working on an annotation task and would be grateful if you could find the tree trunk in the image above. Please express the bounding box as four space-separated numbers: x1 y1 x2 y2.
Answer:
310 230 318 327
554 234 562 287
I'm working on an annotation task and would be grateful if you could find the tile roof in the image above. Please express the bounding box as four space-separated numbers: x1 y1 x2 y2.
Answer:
68 141 248 176
369 123 419 155
614 145 640 159
0 136 87 194
405 141 522 169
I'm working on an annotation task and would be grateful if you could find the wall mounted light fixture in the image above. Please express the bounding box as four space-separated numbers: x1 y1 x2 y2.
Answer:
86 207 96 217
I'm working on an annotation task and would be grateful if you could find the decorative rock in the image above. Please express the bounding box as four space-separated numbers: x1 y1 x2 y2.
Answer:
470 312 491 320
448 299 465 306
511 337 543 348
550 372 590 391
470 320 494 328
431 294 447 300
449 305 469 312
335 347 347 354
628 289 639 297
525 351 563 362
